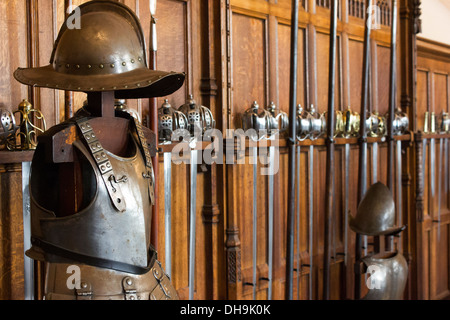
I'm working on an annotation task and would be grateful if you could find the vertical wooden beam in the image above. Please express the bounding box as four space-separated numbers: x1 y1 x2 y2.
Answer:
224 0 242 300
400 0 422 300
200 0 222 300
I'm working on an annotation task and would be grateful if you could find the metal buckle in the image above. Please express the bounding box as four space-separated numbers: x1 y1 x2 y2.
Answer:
152 261 171 299
122 277 139 300
75 281 93 300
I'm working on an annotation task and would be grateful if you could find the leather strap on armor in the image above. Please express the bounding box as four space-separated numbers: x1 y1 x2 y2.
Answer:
76 118 127 212
31 236 156 275
44 259 177 300
131 117 155 205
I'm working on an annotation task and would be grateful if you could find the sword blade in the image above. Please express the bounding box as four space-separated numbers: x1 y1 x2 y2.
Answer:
437 138 443 241
372 142 378 184
430 138 436 198
252 145 258 300
344 143 350 268
164 151 172 278
188 148 198 300
396 140 403 252
296 145 301 300
308 145 314 300
22 161 34 300
267 145 275 300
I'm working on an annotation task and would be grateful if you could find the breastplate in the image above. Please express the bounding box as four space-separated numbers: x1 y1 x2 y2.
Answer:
27 117 155 274
361 251 408 300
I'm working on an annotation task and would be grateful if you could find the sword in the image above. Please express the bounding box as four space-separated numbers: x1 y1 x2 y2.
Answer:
386 0 398 252
188 142 198 300
286 0 299 300
251 143 257 300
267 138 275 300
396 139 403 252
308 144 314 300
344 143 350 269
22 161 34 300
296 144 301 300
323 0 338 300
436 135 443 241
355 0 373 300
430 112 436 233
164 151 172 278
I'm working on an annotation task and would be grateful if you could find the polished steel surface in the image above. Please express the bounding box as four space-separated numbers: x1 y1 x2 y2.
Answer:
361 251 408 300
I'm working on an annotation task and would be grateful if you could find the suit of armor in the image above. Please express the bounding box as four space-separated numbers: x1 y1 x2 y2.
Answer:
14 1 184 300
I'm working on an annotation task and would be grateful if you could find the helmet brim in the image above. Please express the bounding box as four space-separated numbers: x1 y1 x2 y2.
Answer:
14 65 185 99
349 214 406 236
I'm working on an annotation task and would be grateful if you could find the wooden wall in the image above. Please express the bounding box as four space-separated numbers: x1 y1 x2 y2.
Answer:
414 37 450 300
0 0 448 301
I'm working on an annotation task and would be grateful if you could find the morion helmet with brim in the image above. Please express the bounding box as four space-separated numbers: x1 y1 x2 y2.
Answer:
349 182 406 236
14 0 184 99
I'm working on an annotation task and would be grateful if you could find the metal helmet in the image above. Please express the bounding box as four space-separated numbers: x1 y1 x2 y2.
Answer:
349 182 405 236
158 99 189 143
361 251 408 300
178 94 215 137
14 1 184 98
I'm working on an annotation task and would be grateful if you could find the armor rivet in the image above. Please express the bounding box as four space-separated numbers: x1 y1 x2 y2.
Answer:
131 59 135 63
101 87 105 90
76 65 80 69
126 278 133 286
99 64 104 69
136 83 141 87
81 282 88 289
110 64 115 68
148 80 152 83
90 88 94 91
124 85 128 89
130 296 135 300
122 62 126 66
87 65 92 69
77 87 81 90
138 57 142 61
106 162 111 168
66 64 70 68
113 87 117 89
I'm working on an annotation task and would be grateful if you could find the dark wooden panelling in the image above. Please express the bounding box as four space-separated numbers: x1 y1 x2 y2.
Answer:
231 12 267 127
